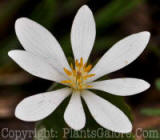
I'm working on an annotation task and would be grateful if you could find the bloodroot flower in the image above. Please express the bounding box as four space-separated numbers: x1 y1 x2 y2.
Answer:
8 5 150 133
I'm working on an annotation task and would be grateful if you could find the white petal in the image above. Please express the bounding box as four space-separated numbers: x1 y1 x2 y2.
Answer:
91 78 150 96
8 50 65 82
71 5 96 63
15 17 70 73
64 91 85 130
89 32 150 82
15 88 71 121
82 90 132 133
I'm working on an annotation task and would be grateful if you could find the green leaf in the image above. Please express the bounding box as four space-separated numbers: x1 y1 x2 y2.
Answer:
155 78 160 91
95 0 143 31
30 0 58 28
141 108 160 116
0 36 19 66
91 36 119 56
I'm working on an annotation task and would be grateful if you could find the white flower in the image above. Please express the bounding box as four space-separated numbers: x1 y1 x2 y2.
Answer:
8 5 150 133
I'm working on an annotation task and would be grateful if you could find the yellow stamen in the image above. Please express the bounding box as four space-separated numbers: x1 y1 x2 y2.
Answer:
84 62 87 67
61 80 72 84
61 58 95 91
79 84 83 90
75 59 79 67
70 63 74 71
84 64 92 72
75 59 81 71
80 57 83 67
64 68 72 76
77 78 82 83
71 83 76 87
73 69 76 76
84 74 95 79
86 85 93 88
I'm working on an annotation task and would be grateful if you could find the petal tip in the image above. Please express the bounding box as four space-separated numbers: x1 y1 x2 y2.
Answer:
8 51 12 57
79 5 91 13
64 114 85 131
8 50 15 58
8 50 21 59
15 17 25 27
140 79 150 91
139 31 151 40
114 119 132 133
15 17 29 25
15 17 32 32
122 122 133 133
15 103 24 121
145 81 151 90
15 109 31 122
80 5 89 9
14 97 44 122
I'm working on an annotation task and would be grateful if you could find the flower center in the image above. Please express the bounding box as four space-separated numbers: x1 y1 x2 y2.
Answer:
61 57 95 91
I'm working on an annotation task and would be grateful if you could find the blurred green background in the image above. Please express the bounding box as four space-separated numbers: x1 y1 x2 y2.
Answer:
0 0 160 140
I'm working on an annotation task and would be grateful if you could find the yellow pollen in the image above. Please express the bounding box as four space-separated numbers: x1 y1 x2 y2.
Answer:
61 80 72 84
75 59 79 67
80 57 83 67
64 68 72 76
70 63 74 71
86 85 93 88
61 58 95 91
83 74 95 80
84 64 92 72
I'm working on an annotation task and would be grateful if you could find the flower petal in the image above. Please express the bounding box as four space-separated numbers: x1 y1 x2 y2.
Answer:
15 17 70 73
82 90 132 133
15 88 71 121
71 5 96 63
8 50 65 82
91 78 150 96
89 31 150 82
64 91 85 130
